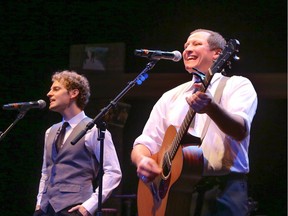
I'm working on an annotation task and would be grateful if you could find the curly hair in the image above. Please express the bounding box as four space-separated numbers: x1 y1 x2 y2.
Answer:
51 70 90 110
190 29 226 50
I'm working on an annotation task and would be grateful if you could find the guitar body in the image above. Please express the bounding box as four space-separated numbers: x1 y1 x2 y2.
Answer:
165 145 204 216
137 125 203 216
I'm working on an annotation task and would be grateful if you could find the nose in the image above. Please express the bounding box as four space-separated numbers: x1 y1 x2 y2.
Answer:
183 47 193 59
47 90 52 97
183 44 193 54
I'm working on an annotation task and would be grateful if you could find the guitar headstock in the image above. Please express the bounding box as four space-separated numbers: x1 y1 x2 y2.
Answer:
211 39 240 75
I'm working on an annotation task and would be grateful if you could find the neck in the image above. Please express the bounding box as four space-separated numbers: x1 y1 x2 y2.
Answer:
62 106 82 121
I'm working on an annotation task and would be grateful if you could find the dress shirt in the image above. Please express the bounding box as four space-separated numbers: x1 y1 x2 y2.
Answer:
134 73 257 175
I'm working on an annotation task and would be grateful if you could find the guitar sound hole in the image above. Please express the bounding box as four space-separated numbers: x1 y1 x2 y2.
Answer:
162 153 171 177
159 177 170 199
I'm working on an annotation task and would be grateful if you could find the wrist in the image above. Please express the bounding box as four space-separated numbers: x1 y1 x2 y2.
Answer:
206 100 218 116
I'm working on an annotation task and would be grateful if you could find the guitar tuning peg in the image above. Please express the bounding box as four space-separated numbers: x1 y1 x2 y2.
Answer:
227 61 232 69
234 55 240 61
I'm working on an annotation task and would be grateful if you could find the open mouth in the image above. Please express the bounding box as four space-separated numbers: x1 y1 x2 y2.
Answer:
49 99 56 104
187 55 197 60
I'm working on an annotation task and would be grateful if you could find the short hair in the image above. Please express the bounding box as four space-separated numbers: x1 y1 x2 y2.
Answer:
190 29 226 50
51 70 90 110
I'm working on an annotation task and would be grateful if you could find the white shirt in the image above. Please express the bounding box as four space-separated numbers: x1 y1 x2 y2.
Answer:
134 73 258 175
36 111 122 214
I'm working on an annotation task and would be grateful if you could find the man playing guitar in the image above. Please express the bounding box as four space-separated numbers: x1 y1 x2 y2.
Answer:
131 29 257 216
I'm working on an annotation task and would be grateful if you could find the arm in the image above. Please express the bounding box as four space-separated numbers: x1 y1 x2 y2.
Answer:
131 143 151 165
205 95 246 140
130 96 169 182
187 91 246 140
186 76 257 141
35 131 49 211
35 164 48 209
131 85 193 182
206 99 247 140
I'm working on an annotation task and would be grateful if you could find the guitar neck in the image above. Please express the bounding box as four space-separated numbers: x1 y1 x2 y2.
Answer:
168 71 213 161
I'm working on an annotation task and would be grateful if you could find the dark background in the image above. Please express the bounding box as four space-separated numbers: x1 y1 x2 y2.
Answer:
0 1 286 216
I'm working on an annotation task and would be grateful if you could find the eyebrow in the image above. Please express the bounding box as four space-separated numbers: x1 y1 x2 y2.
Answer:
50 85 62 90
184 39 202 48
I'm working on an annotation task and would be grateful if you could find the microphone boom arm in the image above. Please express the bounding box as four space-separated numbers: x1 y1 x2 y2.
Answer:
71 59 158 144
0 109 28 142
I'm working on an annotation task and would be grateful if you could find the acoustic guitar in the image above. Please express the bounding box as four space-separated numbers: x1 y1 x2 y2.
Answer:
137 39 240 216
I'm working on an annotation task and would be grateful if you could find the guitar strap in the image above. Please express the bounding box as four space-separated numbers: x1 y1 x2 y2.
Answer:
200 75 230 141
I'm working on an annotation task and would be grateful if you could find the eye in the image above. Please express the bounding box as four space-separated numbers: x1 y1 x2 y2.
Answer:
53 87 61 91
184 43 189 49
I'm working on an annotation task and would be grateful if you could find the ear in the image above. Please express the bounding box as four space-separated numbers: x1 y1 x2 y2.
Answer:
213 48 222 60
69 89 79 99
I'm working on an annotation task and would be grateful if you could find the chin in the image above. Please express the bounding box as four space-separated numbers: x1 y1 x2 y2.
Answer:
49 105 57 111
185 67 195 73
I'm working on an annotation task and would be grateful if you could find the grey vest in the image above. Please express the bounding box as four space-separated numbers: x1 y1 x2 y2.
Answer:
40 117 99 213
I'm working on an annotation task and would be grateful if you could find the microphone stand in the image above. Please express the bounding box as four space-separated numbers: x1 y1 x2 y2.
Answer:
0 109 28 142
71 60 159 215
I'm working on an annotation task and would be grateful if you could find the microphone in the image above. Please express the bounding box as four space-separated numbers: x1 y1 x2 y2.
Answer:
2 99 46 110
134 49 182 62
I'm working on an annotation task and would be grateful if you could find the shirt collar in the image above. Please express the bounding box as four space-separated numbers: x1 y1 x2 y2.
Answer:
191 72 223 86
210 72 223 85
62 111 86 129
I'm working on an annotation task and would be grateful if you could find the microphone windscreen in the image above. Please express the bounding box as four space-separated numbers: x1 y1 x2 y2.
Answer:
38 100 46 109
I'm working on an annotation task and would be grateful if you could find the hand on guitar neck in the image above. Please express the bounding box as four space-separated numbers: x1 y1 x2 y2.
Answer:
186 90 214 114
185 73 214 114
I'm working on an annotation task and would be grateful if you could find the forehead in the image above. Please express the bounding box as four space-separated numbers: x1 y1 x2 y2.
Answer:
187 31 211 42
51 80 65 88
